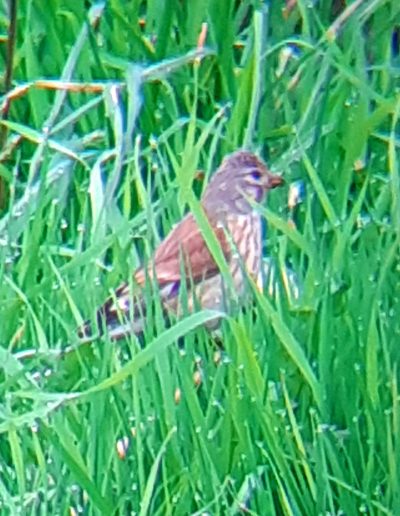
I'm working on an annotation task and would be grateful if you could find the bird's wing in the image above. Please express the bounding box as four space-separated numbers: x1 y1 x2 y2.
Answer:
78 212 230 340
134 212 231 286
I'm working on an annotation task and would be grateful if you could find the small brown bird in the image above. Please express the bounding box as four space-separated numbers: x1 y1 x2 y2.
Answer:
80 151 283 340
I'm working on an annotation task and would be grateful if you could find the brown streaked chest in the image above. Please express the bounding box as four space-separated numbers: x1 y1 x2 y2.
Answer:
224 212 263 287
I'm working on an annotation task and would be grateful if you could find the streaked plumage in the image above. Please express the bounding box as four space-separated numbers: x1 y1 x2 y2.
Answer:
79 150 283 340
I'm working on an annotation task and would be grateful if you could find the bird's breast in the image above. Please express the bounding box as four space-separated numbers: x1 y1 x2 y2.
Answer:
225 212 263 291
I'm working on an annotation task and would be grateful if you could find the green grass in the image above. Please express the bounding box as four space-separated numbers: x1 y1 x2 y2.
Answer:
1 0 400 514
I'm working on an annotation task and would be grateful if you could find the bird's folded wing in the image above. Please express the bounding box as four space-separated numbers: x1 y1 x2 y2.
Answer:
135 212 231 286
78 212 231 340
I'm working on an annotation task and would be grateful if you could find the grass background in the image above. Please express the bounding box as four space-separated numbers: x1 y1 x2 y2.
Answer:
0 0 399 514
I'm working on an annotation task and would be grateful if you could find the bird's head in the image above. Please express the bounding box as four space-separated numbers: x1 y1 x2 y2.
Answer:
203 151 283 215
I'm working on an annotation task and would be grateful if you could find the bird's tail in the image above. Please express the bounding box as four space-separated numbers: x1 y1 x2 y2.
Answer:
78 281 179 341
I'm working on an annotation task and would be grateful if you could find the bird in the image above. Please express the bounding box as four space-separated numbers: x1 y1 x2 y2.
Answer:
79 150 283 340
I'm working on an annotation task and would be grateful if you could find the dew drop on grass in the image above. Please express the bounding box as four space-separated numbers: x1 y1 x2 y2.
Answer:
60 219 68 229
374 484 383 497
77 223 85 233
268 382 279 401
222 354 232 365
192 492 200 506
207 429 215 440
255 440 264 450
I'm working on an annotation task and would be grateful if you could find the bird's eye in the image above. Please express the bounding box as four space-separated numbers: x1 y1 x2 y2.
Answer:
250 169 262 181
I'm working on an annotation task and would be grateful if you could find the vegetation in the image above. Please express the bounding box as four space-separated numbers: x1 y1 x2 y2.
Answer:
0 0 399 513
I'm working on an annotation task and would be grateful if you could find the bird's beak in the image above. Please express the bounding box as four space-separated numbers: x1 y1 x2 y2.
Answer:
265 173 284 189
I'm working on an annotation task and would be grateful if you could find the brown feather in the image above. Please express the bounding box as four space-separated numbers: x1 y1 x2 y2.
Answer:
134 212 232 286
